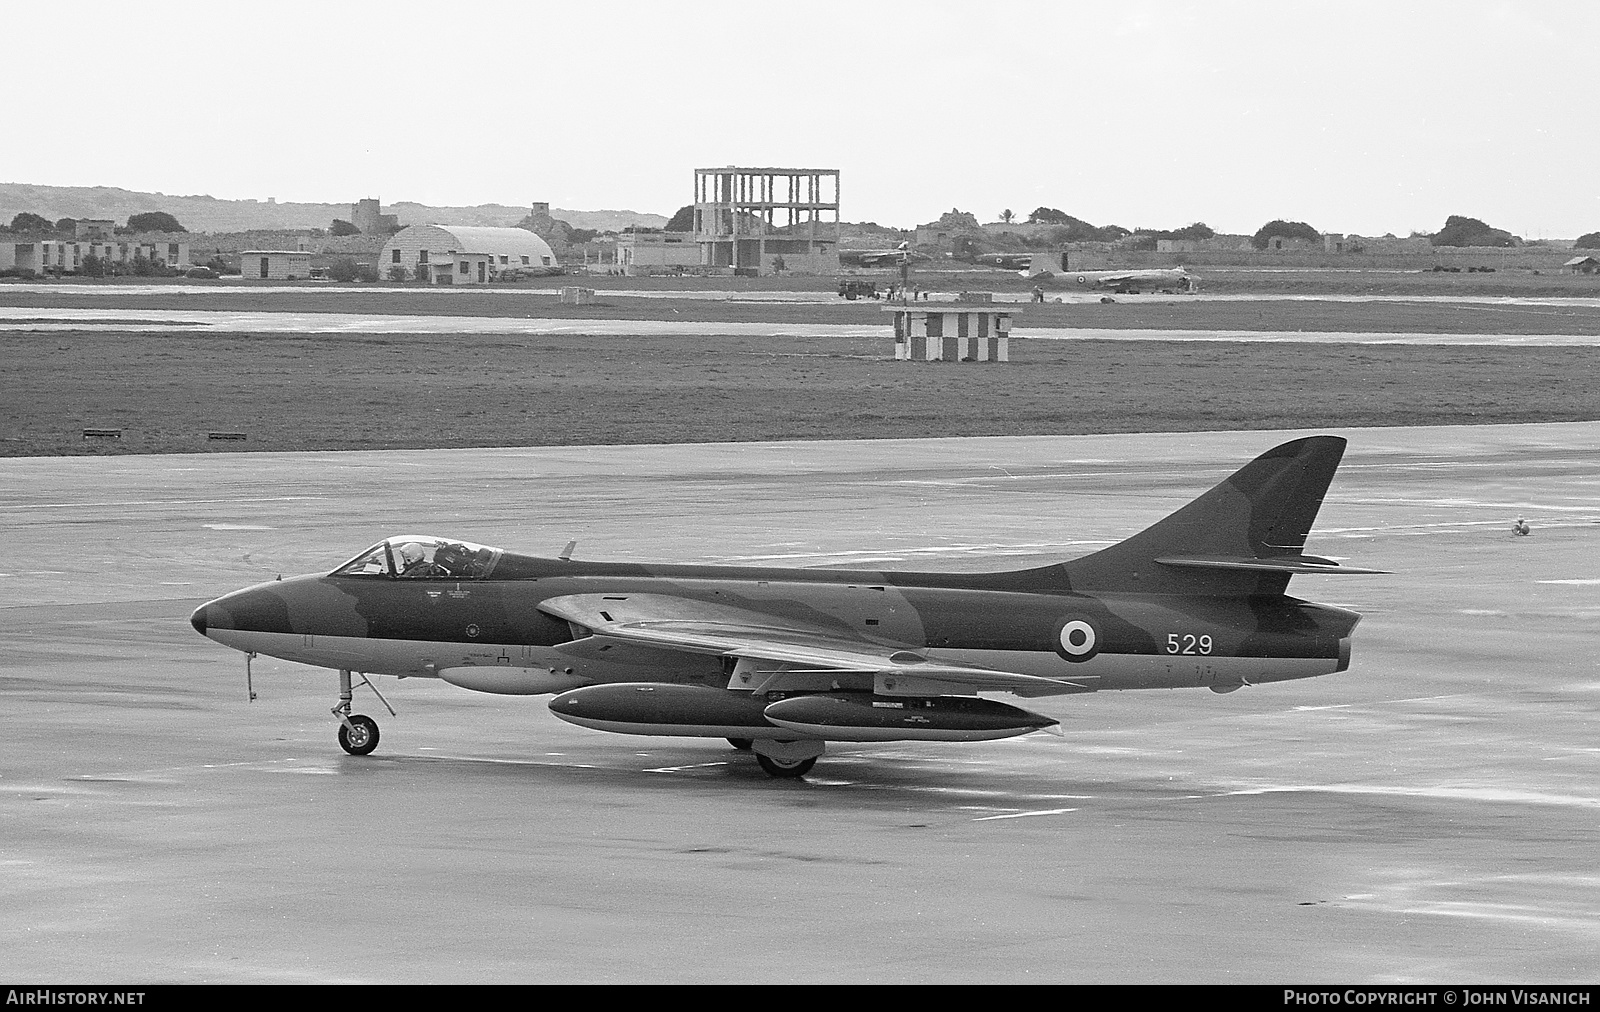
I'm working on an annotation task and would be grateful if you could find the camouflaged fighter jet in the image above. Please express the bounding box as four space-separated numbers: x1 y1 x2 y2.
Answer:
1021 253 1198 294
190 435 1379 778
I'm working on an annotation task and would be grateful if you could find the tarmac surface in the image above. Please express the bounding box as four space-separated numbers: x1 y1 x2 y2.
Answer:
3 423 1599 983
2 304 1597 346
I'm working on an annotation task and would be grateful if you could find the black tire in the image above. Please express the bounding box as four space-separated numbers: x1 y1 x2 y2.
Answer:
338 714 380 755
756 753 816 779
727 737 754 751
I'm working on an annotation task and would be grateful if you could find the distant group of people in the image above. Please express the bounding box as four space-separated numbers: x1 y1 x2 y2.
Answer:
884 285 929 301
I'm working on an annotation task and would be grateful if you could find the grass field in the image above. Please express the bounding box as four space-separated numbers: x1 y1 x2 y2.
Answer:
5 328 1598 456
3 272 1598 456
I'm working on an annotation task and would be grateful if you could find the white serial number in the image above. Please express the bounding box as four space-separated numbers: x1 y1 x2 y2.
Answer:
1166 633 1213 655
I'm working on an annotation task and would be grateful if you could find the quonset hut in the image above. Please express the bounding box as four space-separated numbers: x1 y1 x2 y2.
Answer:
379 225 558 284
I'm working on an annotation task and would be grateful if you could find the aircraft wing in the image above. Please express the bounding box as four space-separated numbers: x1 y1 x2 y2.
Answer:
537 593 1095 695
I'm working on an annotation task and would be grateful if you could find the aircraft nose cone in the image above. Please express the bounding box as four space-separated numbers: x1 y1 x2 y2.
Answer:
190 604 208 637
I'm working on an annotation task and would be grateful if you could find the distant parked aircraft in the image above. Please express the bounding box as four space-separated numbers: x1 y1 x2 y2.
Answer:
840 242 928 268
1022 253 1197 294
973 253 1035 270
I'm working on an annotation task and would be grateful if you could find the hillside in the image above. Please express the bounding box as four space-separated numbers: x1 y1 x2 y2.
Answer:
0 182 667 234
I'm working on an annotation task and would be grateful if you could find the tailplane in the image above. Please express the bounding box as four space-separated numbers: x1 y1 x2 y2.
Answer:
1060 436 1376 595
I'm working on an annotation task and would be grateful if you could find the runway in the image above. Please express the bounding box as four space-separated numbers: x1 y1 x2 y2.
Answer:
2 304 1597 345
8 280 1600 309
3 423 1599 982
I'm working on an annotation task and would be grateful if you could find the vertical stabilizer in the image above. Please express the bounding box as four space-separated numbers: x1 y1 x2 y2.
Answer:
1023 253 1063 277
1061 436 1349 595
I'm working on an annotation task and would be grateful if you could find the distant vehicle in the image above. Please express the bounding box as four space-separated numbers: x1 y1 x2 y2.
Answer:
1021 254 1197 294
837 279 878 300
185 266 219 280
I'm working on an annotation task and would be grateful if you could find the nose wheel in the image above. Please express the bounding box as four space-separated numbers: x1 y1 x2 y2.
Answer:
333 668 394 756
338 714 380 755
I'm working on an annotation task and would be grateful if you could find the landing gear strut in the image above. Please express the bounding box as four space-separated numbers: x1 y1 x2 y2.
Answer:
333 668 393 756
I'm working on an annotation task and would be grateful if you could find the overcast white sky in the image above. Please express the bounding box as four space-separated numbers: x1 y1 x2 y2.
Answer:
7 0 1596 237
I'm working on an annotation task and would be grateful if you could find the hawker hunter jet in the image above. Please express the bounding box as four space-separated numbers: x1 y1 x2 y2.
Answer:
191 436 1378 778
1022 253 1197 293
840 242 927 268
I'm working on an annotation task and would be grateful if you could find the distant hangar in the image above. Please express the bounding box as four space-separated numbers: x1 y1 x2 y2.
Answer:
380 225 557 284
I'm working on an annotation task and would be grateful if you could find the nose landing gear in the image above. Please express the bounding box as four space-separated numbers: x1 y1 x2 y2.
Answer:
333 668 395 756
338 714 381 755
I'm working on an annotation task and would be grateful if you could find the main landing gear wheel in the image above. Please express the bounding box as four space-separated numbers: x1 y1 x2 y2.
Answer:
756 753 816 779
338 714 380 756
727 737 754 751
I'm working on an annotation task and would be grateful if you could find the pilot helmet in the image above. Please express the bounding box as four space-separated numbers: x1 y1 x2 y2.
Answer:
397 542 425 566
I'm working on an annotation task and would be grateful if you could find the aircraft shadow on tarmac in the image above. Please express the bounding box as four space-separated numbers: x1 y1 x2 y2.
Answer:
323 742 1186 816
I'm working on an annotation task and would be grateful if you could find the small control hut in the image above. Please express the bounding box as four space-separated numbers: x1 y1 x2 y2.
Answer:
885 294 1014 362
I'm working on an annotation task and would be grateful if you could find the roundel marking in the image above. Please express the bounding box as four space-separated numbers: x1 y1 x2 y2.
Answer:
466 623 481 638
1075 274 1088 285
1057 619 1098 662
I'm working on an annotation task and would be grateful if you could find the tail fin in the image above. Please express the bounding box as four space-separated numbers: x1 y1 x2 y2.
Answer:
1062 436 1353 596
1022 253 1062 277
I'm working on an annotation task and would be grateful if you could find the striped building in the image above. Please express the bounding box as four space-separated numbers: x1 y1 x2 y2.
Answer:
886 301 1014 362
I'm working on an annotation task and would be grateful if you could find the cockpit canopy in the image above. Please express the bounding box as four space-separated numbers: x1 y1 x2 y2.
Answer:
332 536 503 580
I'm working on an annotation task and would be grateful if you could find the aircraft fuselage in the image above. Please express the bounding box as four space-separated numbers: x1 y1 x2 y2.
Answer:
194 557 1357 697
1028 268 1196 294
189 436 1374 775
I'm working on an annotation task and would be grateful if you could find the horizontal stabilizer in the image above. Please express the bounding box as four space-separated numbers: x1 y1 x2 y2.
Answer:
1156 555 1388 575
